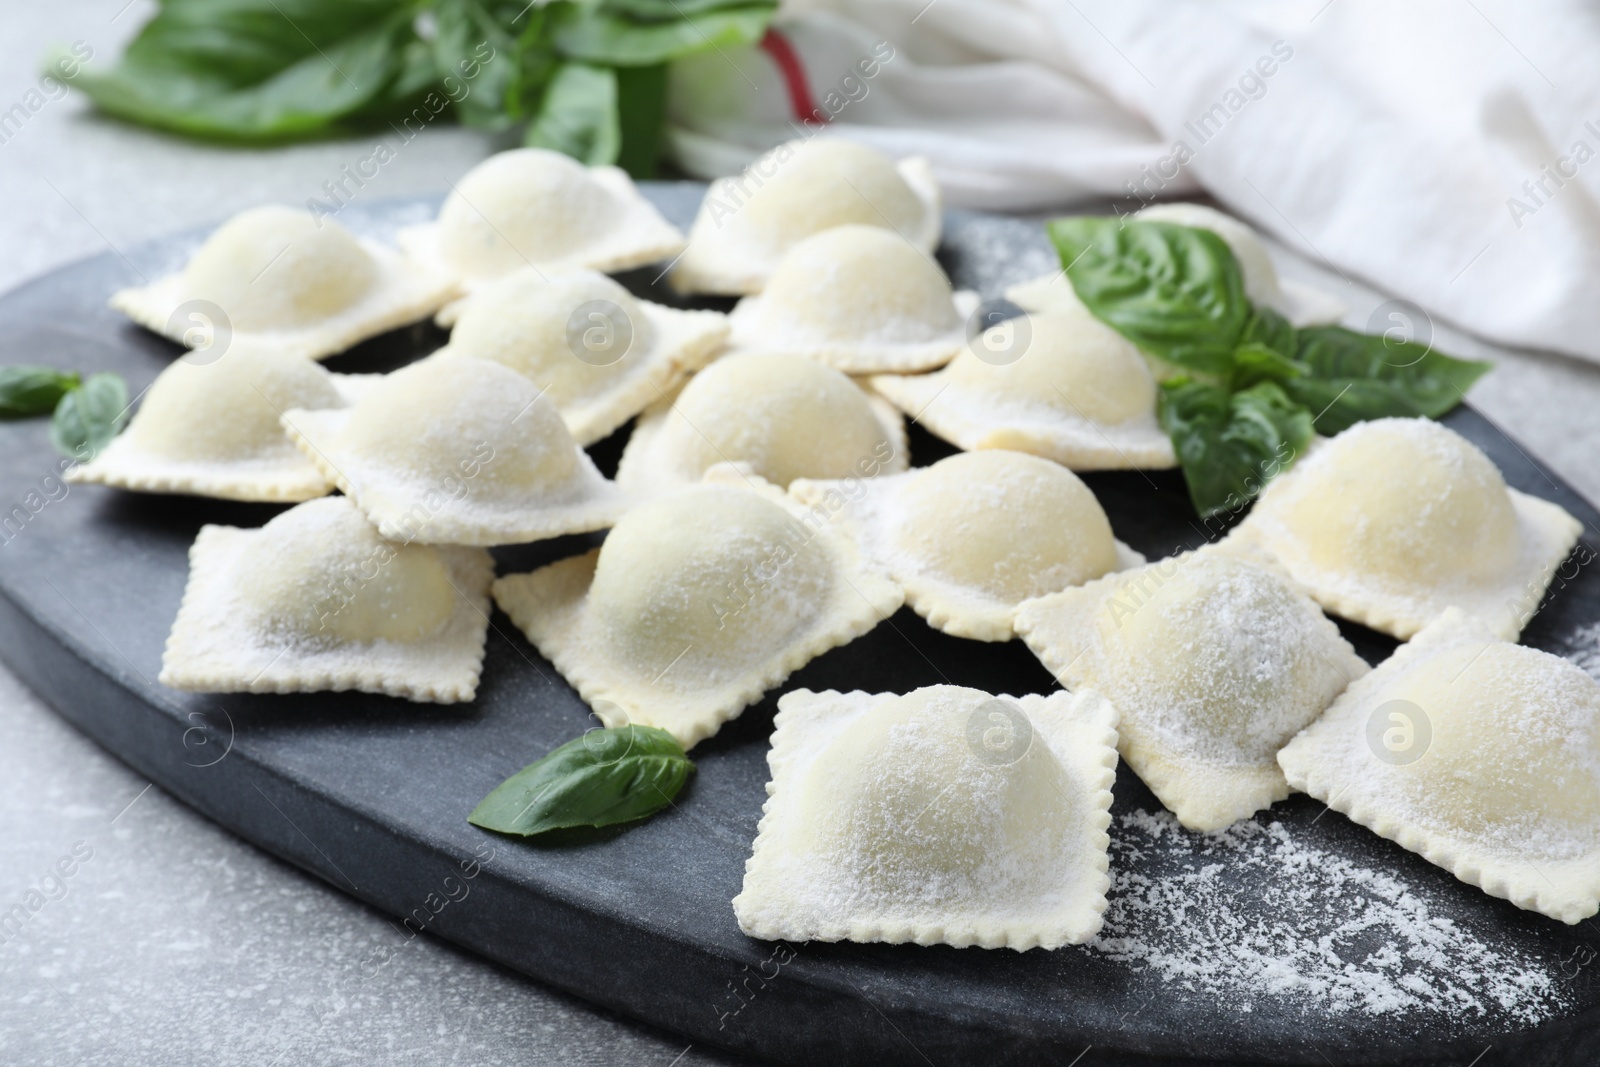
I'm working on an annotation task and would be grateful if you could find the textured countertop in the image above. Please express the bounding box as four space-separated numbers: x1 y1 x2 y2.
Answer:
3 4 1599 1066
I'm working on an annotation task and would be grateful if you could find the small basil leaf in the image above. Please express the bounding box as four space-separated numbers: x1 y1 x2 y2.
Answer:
429 0 519 130
1048 217 1250 378
469 725 694 836
523 61 621 165
1230 342 1307 391
1284 325 1492 434
0 366 80 419
50 373 129 461
553 4 774 66
1159 378 1313 518
1241 305 1296 359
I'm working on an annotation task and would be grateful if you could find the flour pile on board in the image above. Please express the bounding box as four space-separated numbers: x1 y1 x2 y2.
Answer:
1087 810 1565 1023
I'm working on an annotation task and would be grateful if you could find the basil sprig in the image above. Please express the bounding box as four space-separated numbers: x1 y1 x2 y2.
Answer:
59 0 777 177
50 373 130 461
1049 217 1491 517
469 725 694 837
0 366 80 418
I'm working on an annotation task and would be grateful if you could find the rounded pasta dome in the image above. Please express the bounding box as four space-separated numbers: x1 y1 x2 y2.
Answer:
756 225 958 344
437 149 616 275
892 451 1119 602
946 307 1156 424
1392 641 1600 856
663 353 892 486
183 206 377 331
131 346 342 460
798 687 1072 897
1273 419 1519 586
1136 202 1281 308
235 497 455 643
341 355 578 491
1111 554 1340 762
589 485 832 681
735 140 925 254
448 270 655 405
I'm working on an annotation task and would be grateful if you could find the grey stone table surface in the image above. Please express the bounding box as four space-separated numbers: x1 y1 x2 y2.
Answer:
3 4 1600 1066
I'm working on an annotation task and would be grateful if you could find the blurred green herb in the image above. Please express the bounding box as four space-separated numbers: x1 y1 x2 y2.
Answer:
0 366 80 418
54 0 777 178
1049 217 1492 517
49 373 130 461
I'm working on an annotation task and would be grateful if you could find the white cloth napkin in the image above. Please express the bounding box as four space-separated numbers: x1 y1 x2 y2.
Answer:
666 0 1600 364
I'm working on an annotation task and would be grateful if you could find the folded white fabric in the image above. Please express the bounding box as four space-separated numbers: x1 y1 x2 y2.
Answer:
667 0 1600 363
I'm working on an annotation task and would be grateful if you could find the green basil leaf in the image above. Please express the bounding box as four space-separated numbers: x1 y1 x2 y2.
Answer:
1240 305 1296 359
429 0 519 129
523 61 621 164
553 4 774 66
70 0 416 141
1230 342 1306 391
468 725 694 836
1159 378 1313 518
614 62 667 178
1283 325 1493 434
50 373 129 461
1048 217 1250 378
0 366 80 419
603 0 765 22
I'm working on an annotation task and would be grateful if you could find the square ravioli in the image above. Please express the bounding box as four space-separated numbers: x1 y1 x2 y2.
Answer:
112 206 453 361
1279 608 1600 924
869 305 1176 471
283 354 628 546
397 149 684 292
733 685 1119 950
67 343 374 502
160 497 494 703
1015 550 1368 831
492 477 903 749
1227 418 1583 640
790 450 1143 642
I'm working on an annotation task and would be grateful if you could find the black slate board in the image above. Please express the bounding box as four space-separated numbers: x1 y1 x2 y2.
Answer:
2 186 1598 1067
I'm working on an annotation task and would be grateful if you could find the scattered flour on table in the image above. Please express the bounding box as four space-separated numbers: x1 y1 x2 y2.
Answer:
1087 810 1565 1024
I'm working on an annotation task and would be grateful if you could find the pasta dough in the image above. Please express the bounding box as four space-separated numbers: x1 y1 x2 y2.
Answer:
733 684 1118 949
397 149 684 291
1279 608 1600 924
726 225 978 373
791 450 1143 641
492 478 903 749
870 306 1176 469
615 352 907 496
111 205 454 360
1227 418 1583 640
670 139 940 295
282 354 628 546
440 268 728 445
160 496 493 702
67 343 373 502
1015 550 1368 831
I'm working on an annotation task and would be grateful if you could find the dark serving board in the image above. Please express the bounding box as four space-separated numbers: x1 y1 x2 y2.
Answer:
2 187 1598 1067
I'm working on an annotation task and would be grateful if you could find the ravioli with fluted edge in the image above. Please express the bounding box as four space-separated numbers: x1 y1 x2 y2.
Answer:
791 450 1143 642
437 268 728 446
111 205 454 360
492 477 903 749
615 352 907 497
870 306 1175 470
397 148 684 291
1279 608 1600 924
282 354 628 546
732 684 1118 950
160 496 493 702
67 343 376 502
1015 550 1368 831
726 225 977 374
1005 202 1344 328
1226 417 1583 640
670 139 940 296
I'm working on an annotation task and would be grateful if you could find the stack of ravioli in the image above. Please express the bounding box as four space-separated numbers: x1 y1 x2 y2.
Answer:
83 140 1600 953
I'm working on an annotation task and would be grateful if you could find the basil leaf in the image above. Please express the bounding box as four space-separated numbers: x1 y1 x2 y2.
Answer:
468 725 694 836
1049 217 1250 378
1283 326 1492 435
430 0 519 130
1241 306 1296 359
524 62 621 165
553 4 774 65
614 62 668 178
1230 342 1306 391
0 366 80 419
50 373 129 461
1159 378 1313 518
